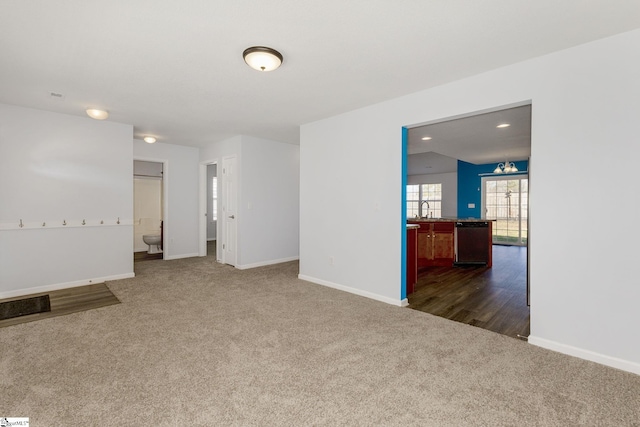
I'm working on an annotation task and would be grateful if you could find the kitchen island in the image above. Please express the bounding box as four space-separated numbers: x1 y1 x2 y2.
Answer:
407 218 493 268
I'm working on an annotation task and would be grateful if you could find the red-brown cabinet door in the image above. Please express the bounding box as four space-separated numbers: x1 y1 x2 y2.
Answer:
406 228 418 294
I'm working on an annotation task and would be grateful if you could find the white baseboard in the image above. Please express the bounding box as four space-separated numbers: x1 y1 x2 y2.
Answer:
528 335 640 376
236 256 299 270
298 274 408 307
164 252 199 260
0 272 135 300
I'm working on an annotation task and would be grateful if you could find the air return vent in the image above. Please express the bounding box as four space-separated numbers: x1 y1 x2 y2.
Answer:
0 295 51 320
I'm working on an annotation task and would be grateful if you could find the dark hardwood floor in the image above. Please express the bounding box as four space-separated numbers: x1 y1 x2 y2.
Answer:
408 245 529 340
0 283 120 328
207 240 216 258
134 251 163 262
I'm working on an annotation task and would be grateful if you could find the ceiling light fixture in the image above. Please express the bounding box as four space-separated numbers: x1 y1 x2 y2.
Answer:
496 123 510 128
143 136 157 144
421 136 432 141
493 160 518 174
243 46 283 72
86 108 109 120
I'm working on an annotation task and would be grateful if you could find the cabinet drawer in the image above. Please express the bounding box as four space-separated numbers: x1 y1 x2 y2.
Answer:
433 222 454 232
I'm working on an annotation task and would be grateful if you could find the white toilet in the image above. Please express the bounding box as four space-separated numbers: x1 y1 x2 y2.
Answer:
142 234 162 254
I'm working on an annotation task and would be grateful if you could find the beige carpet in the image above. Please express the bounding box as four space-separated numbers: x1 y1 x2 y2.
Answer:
1 257 638 426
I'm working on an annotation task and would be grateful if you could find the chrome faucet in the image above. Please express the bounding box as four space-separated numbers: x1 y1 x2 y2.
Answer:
420 200 430 218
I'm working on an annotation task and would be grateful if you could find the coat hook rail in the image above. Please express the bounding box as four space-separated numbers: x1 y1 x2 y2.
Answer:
1 218 133 230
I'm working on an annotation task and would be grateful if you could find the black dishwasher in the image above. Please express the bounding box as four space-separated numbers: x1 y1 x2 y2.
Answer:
455 222 490 265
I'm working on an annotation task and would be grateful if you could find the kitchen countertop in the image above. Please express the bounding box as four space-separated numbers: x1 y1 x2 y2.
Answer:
407 218 494 223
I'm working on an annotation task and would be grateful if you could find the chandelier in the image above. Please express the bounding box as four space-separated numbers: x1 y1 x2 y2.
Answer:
493 160 518 174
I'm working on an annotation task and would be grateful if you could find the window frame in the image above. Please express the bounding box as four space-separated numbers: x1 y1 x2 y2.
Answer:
406 183 442 219
212 176 218 222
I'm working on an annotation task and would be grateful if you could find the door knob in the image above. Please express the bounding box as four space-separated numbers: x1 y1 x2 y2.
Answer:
228 215 235 219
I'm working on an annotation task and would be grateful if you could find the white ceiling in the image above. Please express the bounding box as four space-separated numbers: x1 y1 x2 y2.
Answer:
1 1 639 149
407 104 532 174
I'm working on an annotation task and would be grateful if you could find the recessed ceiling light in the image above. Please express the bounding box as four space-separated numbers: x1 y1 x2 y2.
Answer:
496 123 510 128
421 136 432 141
143 136 157 144
86 108 109 120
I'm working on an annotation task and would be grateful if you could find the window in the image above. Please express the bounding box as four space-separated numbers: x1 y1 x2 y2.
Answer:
212 177 218 221
406 184 420 218
406 183 442 219
482 176 528 245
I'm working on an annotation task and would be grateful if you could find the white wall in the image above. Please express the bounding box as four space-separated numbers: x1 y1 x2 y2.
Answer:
200 135 299 268
300 29 640 374
407 172 457 218
0 104 134 297
238 135 299 268
133 139 199 260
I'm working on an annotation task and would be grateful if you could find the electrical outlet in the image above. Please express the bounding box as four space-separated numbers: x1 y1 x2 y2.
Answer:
329 256 334 265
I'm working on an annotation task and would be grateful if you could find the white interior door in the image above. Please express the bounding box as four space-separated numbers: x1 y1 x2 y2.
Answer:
222 156 237 266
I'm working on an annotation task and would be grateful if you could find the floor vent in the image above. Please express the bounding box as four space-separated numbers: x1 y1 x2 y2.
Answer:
0 295 51 320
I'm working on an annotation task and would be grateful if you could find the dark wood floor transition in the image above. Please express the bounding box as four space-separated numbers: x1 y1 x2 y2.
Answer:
0 283 120 328
408 245 529 340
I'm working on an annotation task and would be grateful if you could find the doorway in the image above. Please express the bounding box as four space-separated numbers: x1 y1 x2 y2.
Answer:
199 160 219 261
403 102 531 339
206 164 218 258
133 160 165 262
199 156 237 266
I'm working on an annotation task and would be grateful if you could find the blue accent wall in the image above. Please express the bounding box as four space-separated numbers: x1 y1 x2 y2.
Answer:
401 128 408 300
457 159 528 219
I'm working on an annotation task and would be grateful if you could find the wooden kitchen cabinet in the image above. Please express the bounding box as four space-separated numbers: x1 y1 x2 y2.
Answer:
412 221 454 267
406 225 418 294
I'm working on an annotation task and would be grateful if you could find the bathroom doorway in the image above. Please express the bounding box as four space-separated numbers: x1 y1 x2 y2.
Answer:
134 160 164 261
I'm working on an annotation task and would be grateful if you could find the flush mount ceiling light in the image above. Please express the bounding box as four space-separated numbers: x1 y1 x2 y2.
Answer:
421 136 432 141
86 108 109 120
496 123 511 128
143 136 157 144
243 46 283 72
493 160 518 174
